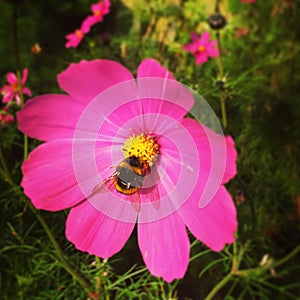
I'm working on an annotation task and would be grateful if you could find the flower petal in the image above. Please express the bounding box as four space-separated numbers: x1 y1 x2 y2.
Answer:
195 52 208 64
199 31 211 45
66 200 136 258
21 140 99 211
21 68 29 84
17 94 85 141
137 58 173 79
22 87 32 97
179 185 237 251
57 60 134 104
6 72 17 84
223 136 237 183
138 211 189 282
181 118 237 207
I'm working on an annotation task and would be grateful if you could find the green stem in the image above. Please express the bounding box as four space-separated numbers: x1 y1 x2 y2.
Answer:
204 244 300 299
27 201 93 293
236 244 300 277
216 31 227 128
204 273 233 300
0 146 16 188
0 154 94 295
23 134 28 161
220 93 227 128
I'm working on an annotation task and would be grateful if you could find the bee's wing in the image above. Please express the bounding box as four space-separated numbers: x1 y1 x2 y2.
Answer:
92 174 116 196
71 174 116 209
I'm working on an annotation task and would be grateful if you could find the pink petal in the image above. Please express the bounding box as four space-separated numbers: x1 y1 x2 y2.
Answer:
22 87 32 97
191 31 200 43
21 68 28 84
223 136 237 183
183 42 197 53
2 90 14 103
66 200 136 258
57 60 134 104
17 94 86 141
81 15 98 33
207 41 219 58
181 118 236 207
21 140 96 211
137 58 174 79
65 32 82 48
6 72 17 85
138 211 189 282
178 185 237 251
199 32 211 45
195 52 208 64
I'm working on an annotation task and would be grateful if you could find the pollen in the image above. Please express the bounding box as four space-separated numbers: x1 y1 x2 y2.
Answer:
75 30 83 38
122 133 159 166
198 45 206 52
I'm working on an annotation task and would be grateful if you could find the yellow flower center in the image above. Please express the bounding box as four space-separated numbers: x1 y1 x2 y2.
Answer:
75 30 83 38
198 45 206 52
122 133 160 166
94 10 102 17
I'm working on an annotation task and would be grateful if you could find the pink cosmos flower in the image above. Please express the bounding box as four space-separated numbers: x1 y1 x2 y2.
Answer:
65 0 111 48
240 0 256 3
1 69 32 106
183 32 219 65
65 15 97 48
91 0 111 22
17 59 237 282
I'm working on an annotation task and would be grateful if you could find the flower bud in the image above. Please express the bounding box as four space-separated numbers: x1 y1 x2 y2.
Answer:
208 13 227 30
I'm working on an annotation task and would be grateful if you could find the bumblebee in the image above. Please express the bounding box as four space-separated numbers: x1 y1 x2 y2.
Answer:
113 156 150 195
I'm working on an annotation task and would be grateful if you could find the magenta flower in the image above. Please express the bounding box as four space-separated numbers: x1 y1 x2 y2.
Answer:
183 32 219 65
0 107 14 125
91 0 111 22
1 69 32 106
65 17 95 48
17 59 237 282
241 0 255 3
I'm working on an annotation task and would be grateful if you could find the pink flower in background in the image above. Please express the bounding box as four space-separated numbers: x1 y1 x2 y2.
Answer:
65 0 111 48
17 58 237 282
241 0 256 3
0 107 14 125
91 0 111 22
65 17 96 48
1 69 31 106
183 32 219 65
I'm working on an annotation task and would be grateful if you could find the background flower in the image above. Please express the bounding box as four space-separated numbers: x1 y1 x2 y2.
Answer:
183 32 219 65
0 69 31 106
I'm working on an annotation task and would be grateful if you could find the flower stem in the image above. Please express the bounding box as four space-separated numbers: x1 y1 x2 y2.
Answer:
0 151 94 295
204 273 233 300
216 31 227 129
204 244 300 299
0 146 16 188
27 201 94 294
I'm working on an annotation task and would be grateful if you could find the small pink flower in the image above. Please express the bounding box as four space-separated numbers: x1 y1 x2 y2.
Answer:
17 59 237 282
240 0 256 3
65 15 96 48
65 17 95 50
91 0 111 22
183 32 219 65
0 109 14 126
1 69 32 106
